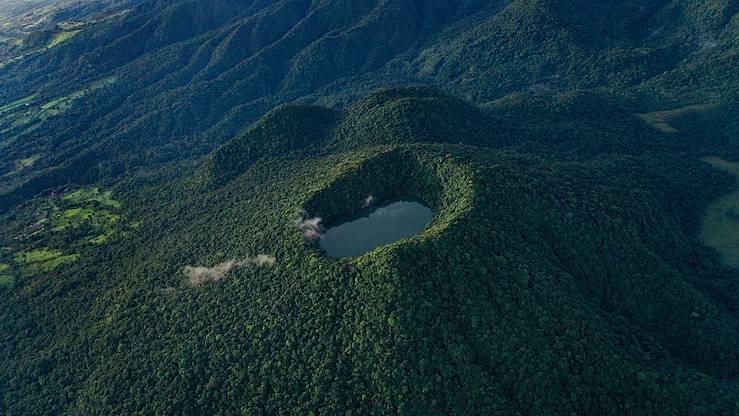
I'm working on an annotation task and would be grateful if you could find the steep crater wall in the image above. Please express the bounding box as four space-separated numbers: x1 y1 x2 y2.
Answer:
301 147 475 254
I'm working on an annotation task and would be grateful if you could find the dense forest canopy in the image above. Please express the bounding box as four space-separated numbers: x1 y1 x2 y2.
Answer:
0 0 738 415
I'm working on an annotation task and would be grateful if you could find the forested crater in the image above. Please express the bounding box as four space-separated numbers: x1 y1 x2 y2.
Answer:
300 148 475 258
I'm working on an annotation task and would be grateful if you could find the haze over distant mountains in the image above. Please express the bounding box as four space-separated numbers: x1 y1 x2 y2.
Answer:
0 0 736 198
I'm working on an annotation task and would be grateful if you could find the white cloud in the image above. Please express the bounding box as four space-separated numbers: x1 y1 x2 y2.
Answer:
183 255 276 287
252 254 276 267
363 195 375 207
296 211 323 242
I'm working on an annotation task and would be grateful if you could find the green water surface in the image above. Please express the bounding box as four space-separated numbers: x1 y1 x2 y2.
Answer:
319 196 433 258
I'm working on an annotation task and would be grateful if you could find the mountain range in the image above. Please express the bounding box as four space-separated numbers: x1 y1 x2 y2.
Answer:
1 1 738 414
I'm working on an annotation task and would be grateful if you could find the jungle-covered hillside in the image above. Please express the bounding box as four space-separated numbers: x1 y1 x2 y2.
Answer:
1 1 739 415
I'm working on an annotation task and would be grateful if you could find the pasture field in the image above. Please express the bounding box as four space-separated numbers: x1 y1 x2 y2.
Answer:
701 156 739 267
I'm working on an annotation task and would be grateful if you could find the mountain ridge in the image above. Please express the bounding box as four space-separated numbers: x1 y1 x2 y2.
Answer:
1 1 739 414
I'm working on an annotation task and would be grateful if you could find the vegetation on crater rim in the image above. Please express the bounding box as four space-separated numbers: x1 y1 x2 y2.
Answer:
0 0 738 414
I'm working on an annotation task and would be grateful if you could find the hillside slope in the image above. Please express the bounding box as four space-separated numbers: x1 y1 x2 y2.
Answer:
0 0 737 213
1 1 739 414
1 87 738 414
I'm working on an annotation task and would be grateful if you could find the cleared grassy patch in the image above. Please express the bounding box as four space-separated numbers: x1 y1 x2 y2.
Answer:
638 103 717 133
11 186 130 245
0 94 37 115
90 231 114 245
14 154 39 171
0 77 117 135
14 248 64 264
63 187 122 208
48 30 80 48
52 207 120 232
41 92 85 116
38 254 80 272
17 156 37 168
39 76 116 117
2 186 133 279
701 156 739 268
14 248 79 273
